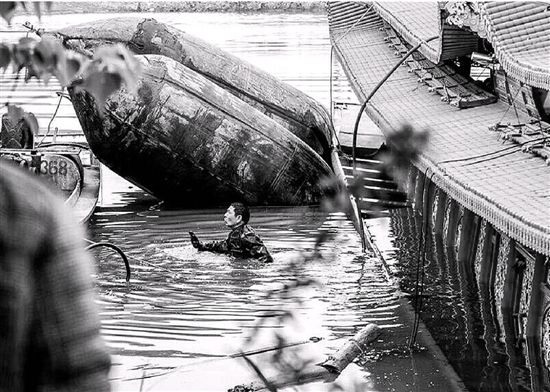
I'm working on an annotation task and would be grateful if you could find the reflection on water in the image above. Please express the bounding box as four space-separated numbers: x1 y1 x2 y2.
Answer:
368 208 535 392
89 169 399 390
5 10 392 391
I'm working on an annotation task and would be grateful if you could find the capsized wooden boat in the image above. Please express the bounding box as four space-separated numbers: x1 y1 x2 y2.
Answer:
54 17 333 161
0 144 100 222
68 54 333 206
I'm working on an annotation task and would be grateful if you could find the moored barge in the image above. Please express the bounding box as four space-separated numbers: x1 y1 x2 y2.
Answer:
328 2 550 390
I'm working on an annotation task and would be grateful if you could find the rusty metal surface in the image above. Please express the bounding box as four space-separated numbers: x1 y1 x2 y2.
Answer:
69 55 332 206
54 17 333 161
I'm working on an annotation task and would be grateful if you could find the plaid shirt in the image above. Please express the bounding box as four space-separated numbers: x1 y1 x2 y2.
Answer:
200 224 273 263
0 162 111 392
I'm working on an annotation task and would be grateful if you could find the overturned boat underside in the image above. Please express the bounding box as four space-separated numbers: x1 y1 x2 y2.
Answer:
55 17 334 162
69 55 332 206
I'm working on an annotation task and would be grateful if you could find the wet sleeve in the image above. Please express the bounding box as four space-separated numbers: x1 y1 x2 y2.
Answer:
200 239 230 254
241 232 273 263
31 200 111 392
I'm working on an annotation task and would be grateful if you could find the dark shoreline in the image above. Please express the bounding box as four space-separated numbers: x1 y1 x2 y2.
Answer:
23 1 327 15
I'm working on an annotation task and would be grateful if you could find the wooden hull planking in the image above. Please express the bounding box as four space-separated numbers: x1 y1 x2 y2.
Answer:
55 17 334 161
69 55 333 206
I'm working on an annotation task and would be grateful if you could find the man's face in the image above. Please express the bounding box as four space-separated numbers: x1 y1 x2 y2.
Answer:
224 206 242 228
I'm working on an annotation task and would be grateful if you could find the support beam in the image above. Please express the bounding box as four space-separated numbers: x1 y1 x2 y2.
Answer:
526 255 549 391
457 209 477 273
425 178 437 230
414 168 424 212
479 224 497 287
434 190 447 237
445 199 460 250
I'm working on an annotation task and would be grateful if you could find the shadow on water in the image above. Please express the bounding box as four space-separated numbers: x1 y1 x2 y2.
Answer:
368 207 535 392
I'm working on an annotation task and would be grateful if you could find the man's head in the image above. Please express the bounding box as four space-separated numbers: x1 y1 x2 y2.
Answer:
224 202 250 228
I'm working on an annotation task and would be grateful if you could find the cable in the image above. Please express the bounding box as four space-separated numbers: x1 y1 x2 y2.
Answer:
36 88 64 147
351 35 439 178
437 135 549 165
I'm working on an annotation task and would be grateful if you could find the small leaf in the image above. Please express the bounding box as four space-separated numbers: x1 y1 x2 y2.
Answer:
24 64 41 82
32 36 66 85
57 50 88 86
23 112 39 135
0 43 11 71
94 44 142 93
12 37 37 72
0 2 16 25
79 65 122 112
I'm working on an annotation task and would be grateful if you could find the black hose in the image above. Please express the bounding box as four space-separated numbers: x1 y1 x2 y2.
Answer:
86 242 131 282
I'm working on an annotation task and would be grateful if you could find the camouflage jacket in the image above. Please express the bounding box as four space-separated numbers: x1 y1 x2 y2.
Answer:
199 224 273 263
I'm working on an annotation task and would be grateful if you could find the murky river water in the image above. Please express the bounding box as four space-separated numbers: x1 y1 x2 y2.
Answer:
4 11 395 391
3 9 538 392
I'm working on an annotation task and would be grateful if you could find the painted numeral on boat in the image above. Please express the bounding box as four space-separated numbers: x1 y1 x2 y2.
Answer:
40 159 68 176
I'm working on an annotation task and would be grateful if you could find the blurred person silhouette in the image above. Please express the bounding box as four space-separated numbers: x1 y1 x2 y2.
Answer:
0 161 111 391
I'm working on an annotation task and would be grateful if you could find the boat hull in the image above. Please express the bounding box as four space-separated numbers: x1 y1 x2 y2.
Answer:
0 145 100 222
69 55 332 206
55 17 333 161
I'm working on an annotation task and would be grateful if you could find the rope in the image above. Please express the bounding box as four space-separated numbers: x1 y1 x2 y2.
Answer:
499 82 523 126
437 135 549 165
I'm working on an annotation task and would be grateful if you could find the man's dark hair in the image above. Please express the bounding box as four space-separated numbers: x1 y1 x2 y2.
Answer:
231 202 250 224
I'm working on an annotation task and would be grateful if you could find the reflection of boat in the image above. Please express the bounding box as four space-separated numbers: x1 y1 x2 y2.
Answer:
0 143 100 223
69 54 332 206
54 17 333 161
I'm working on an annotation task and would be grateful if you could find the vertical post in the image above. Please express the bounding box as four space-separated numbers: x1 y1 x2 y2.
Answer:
501 239 522 391
501 239 518 316
526 255 549 391
414 168 424 212
425 179 437 230
445 199 460 250
479 223 497 287
457 209 476 268
434 190 447 237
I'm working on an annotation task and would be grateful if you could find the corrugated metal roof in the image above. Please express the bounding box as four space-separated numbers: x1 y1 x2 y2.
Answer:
480 2 550 90
328 3 550 256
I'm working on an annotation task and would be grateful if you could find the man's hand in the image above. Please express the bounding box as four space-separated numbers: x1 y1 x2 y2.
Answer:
189 231 203 250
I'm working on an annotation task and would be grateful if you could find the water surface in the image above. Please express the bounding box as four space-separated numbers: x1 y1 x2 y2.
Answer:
2 11 398 391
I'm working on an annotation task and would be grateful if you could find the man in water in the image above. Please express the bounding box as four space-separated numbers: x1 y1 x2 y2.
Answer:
189 202 273 263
